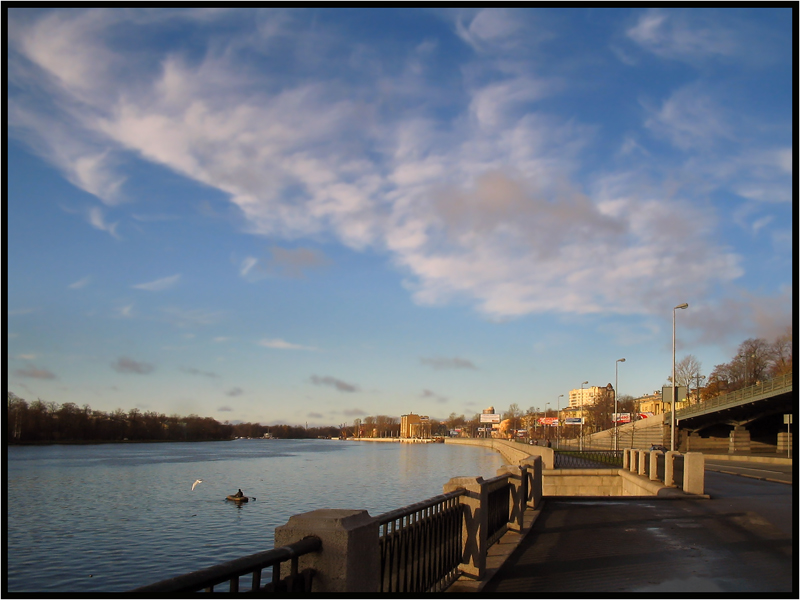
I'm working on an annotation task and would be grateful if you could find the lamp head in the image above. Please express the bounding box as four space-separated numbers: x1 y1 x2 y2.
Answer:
618 358 626 363
674 302 688 310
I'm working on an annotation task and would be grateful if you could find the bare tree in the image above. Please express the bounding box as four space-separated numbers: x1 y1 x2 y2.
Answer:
768 326 792 377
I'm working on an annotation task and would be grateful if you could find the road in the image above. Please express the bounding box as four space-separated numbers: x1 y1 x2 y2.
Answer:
704 458 793 485
482 471 794 594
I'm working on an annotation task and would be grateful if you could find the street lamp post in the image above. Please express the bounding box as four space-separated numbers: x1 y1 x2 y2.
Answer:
672 303 689 452
615 358 626 451
557 394 564 448
580 381 588 450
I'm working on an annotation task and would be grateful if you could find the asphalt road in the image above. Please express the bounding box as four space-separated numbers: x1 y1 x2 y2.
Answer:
482 472 794 595
704 459 793 485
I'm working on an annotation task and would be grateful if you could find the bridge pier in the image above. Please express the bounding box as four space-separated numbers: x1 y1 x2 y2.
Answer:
777 432 792 455
728 425 751 454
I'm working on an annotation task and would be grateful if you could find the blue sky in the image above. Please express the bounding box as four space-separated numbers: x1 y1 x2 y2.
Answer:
6 8 794 426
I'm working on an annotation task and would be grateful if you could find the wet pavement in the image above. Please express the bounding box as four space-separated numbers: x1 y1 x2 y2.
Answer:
482 472 794 594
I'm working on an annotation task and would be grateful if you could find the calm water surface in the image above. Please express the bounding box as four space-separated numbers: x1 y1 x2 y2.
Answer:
7 439 504 593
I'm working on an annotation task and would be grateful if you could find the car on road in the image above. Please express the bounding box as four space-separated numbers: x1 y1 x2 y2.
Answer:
649 444 668 452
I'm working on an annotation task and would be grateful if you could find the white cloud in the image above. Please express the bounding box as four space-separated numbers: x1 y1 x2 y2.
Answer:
68 276 91 289
132 274 181 291
627 9 737 60
5 9 785 326
239 256 258 278
643 85 732 150
88 207 120 238
258 338 318 351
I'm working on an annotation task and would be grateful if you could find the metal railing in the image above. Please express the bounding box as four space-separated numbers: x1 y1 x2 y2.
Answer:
676 371 793 420
130 535 321 593
672 455 684 489
554 450 624 469
485 475 511 547
377 489 465 593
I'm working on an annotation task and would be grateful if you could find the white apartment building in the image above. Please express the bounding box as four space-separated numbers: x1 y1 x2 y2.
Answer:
568 384 613 408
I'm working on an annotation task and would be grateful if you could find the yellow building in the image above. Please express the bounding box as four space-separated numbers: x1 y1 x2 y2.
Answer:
400 413 431 439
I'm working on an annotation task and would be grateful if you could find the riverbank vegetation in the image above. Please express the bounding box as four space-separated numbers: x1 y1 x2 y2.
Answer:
5 393 339 444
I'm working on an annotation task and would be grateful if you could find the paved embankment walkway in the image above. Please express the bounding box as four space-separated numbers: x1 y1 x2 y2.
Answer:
471 470 793 595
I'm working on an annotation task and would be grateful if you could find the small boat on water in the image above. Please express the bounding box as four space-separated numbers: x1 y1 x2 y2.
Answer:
226 495 249 503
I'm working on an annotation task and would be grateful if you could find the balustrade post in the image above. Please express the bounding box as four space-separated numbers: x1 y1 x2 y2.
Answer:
664 451 679 487
649 450 661 481
683 452 705 495
442 476 487 580
622 448 630 470
638 450 648 476
274 509 379 593
496 466 524 532
520 455 543 509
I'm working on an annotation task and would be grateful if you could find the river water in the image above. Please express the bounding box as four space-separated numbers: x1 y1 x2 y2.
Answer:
6 439 504 593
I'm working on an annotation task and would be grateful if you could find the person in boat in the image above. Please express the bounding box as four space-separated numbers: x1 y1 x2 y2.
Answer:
234 489 244 498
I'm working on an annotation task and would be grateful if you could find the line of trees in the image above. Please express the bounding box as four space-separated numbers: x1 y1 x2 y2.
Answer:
702 327 792 400
346 415 400 438
5 393 339 444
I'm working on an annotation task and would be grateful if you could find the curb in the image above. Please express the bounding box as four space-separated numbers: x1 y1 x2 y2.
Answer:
705 467 792 485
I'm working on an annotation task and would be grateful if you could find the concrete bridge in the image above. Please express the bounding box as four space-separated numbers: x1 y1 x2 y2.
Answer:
675 371 793 454
579 372 793 455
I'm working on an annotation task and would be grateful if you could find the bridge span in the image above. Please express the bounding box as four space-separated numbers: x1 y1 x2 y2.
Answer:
673 371 793 454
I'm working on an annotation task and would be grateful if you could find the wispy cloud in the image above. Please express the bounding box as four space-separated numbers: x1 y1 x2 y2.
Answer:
68 275 91 289
117 304 134 318
17 354 37 360
259 338 318 351
627 9 737 60
5 8 788 330
310 375 360 393
88 207 120 238
421 389 449 404
218 405 234 412
342 407 367 417
420 357 477 371
15 365 57 379
226 387 244 397
180 366 219 378
239 256 258 278
132 274 181 291
111 356 155 374
265 247 331 279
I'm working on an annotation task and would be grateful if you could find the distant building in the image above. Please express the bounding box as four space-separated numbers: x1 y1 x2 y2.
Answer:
400 413 431 439
568 384 614 408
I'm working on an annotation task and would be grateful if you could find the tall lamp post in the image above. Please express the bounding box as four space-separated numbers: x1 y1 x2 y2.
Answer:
580 381 588 450
672 303 689 451
614 358 626 451
557 394 564 448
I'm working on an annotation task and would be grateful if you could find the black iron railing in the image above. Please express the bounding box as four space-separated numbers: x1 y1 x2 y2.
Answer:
130 535 321 593
554 450 624 469
672 454 685 489
485 475 511 547
377 489 465 593
656 453 666 482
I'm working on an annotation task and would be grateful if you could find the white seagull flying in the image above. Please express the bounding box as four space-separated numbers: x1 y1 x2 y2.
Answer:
192 479 203 491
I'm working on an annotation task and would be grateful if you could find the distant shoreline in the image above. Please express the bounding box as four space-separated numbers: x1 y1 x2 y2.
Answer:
6 438 234 446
